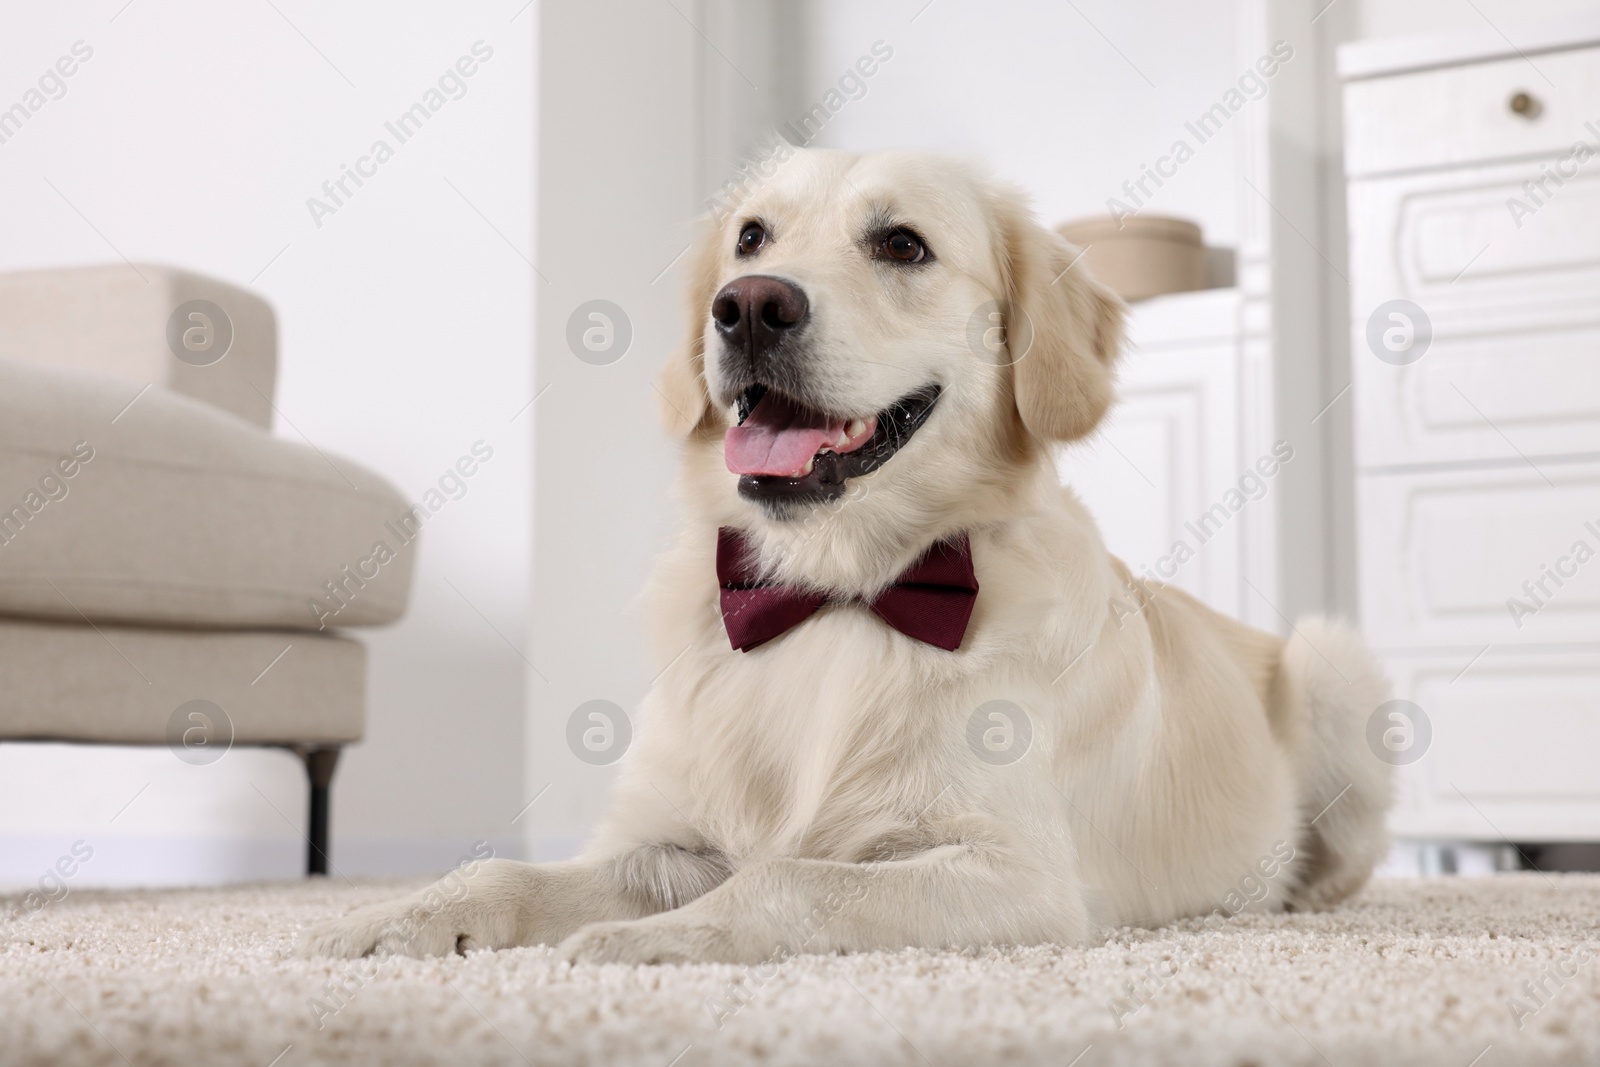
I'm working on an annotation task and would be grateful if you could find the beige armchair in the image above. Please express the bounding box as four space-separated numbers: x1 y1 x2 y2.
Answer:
0 264 415 874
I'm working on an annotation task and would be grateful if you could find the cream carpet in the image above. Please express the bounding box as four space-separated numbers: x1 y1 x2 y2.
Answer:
3 874 1597 1066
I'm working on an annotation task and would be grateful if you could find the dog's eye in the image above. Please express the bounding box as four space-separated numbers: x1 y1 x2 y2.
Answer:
737 222 766 256
882 228 927 264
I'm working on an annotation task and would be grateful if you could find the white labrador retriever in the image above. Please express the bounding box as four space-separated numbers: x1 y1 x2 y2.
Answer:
303 149 1391 965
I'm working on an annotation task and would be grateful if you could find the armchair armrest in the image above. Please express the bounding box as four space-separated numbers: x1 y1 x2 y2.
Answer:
0 263 277 429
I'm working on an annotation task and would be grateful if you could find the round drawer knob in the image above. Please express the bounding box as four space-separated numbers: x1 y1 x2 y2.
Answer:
1509 91 1542 118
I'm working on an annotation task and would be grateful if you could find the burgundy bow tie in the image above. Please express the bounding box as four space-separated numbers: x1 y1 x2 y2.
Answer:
716 527 979 652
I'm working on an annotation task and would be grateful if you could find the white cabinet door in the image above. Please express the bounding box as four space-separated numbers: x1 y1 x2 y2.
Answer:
1057 328 1244 619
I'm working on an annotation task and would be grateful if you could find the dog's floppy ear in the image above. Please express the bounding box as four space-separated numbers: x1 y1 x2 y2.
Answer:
656 221 726 439
992 191 1125 443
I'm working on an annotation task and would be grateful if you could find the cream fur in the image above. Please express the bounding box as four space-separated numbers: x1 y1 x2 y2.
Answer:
302 149 1392 965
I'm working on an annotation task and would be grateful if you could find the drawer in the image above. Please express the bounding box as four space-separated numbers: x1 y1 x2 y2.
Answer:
1351 318 1600 470
1358 461 1600 648
1344 45 1600 177
1348 161 1600 468
1379 648 1600 840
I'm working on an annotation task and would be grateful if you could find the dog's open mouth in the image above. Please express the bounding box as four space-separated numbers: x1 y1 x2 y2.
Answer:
724 384 940 507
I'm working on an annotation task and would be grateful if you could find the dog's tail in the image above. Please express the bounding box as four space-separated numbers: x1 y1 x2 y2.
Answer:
1274 616 1394 909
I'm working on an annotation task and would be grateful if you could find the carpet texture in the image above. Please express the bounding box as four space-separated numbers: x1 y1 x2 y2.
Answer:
2 874 1597 1066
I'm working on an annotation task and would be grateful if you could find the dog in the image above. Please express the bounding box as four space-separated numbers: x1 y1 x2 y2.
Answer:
302 148 1392 965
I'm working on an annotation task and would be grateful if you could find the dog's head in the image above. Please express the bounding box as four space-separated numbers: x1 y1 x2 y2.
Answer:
661 149 1123 580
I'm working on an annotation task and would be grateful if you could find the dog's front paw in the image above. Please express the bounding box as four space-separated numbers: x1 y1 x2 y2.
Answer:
299 895 521 959
298 900 463 959
299 860 536 959
557 917 742 966
298 905 417 959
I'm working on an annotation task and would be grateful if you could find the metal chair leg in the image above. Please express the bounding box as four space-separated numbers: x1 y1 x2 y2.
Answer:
299 746 341 876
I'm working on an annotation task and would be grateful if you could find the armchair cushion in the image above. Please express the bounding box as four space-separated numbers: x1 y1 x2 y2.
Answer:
0 358 415 631
0 264 278 430
0 618 364 744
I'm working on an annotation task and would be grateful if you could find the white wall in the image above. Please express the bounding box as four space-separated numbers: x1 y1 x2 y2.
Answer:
786 0 1245 245
0 0 534 884
525 0 704 859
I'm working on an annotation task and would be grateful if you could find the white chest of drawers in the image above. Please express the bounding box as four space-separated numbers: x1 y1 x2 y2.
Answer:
1341 17 1600 841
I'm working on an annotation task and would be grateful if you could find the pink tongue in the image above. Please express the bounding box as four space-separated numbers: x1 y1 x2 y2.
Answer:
725 392 846 477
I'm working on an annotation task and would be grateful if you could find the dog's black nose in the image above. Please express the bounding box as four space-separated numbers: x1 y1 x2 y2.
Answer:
711 275 808 362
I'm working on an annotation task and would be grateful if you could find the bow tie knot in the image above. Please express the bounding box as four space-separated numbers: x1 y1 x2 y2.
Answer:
716 527 979 652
